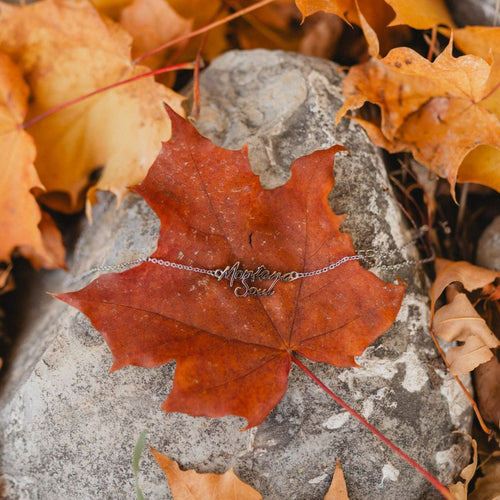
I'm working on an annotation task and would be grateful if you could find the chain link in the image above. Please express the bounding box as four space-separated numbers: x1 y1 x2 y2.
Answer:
289 255 364 280
146 257 218 276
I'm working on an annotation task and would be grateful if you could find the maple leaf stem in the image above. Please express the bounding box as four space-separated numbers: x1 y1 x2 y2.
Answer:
291 355 455 500
22 62 194 130
131 0 278 66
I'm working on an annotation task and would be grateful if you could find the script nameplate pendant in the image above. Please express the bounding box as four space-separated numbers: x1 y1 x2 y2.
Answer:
213 262 295 298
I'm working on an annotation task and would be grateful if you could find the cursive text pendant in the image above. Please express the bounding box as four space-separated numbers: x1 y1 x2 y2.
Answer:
214 262 296 298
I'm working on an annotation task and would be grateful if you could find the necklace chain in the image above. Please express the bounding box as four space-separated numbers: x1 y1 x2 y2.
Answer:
73 226 432 298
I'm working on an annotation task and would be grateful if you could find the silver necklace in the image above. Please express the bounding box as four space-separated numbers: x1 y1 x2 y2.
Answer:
74 226 433 298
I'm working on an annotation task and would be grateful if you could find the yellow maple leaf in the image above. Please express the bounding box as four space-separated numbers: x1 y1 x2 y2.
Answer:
0 0 184 214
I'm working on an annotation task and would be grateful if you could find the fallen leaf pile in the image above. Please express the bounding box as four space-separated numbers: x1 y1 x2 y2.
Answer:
57 106 405 427
2 0 500 497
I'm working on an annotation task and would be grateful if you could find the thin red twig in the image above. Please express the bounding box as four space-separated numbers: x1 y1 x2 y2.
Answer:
427 26 437 61
23 62 194 129
131 0 277 65
291 354 455 500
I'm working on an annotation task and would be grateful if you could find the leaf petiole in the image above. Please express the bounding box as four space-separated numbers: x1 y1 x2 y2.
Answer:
22 61 194 130
291 355 455 500
131 0 278 66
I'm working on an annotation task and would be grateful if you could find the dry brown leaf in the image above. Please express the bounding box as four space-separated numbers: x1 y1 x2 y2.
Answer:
0 0 184 214
432 259 500 308
0 50 65 276
449 434 478 500
119 0 192 69
431 260 500 375
324 459 350 500
151 449 263 500
337 40 500 197
432 293 499 375
470 459 500 500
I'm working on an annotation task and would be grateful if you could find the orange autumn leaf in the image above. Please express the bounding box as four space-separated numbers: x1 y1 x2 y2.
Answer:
0 51 65 280
151 449 263 500
337 40 500 197
0 0 184 214
324 459 350 500
57 107 405 428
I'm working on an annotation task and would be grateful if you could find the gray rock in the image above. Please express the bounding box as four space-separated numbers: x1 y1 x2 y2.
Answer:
446 0 499 26
477 215 500 270
0 50 472 500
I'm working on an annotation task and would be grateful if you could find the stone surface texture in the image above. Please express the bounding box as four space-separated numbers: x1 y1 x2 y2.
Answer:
477 215 500 270
446 0 498 26
0 50 472 500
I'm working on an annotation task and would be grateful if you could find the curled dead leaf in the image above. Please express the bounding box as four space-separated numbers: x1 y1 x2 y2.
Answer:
475 355 500 430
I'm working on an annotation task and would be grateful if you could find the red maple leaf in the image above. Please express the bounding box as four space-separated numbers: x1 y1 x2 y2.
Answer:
57 107 405 428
